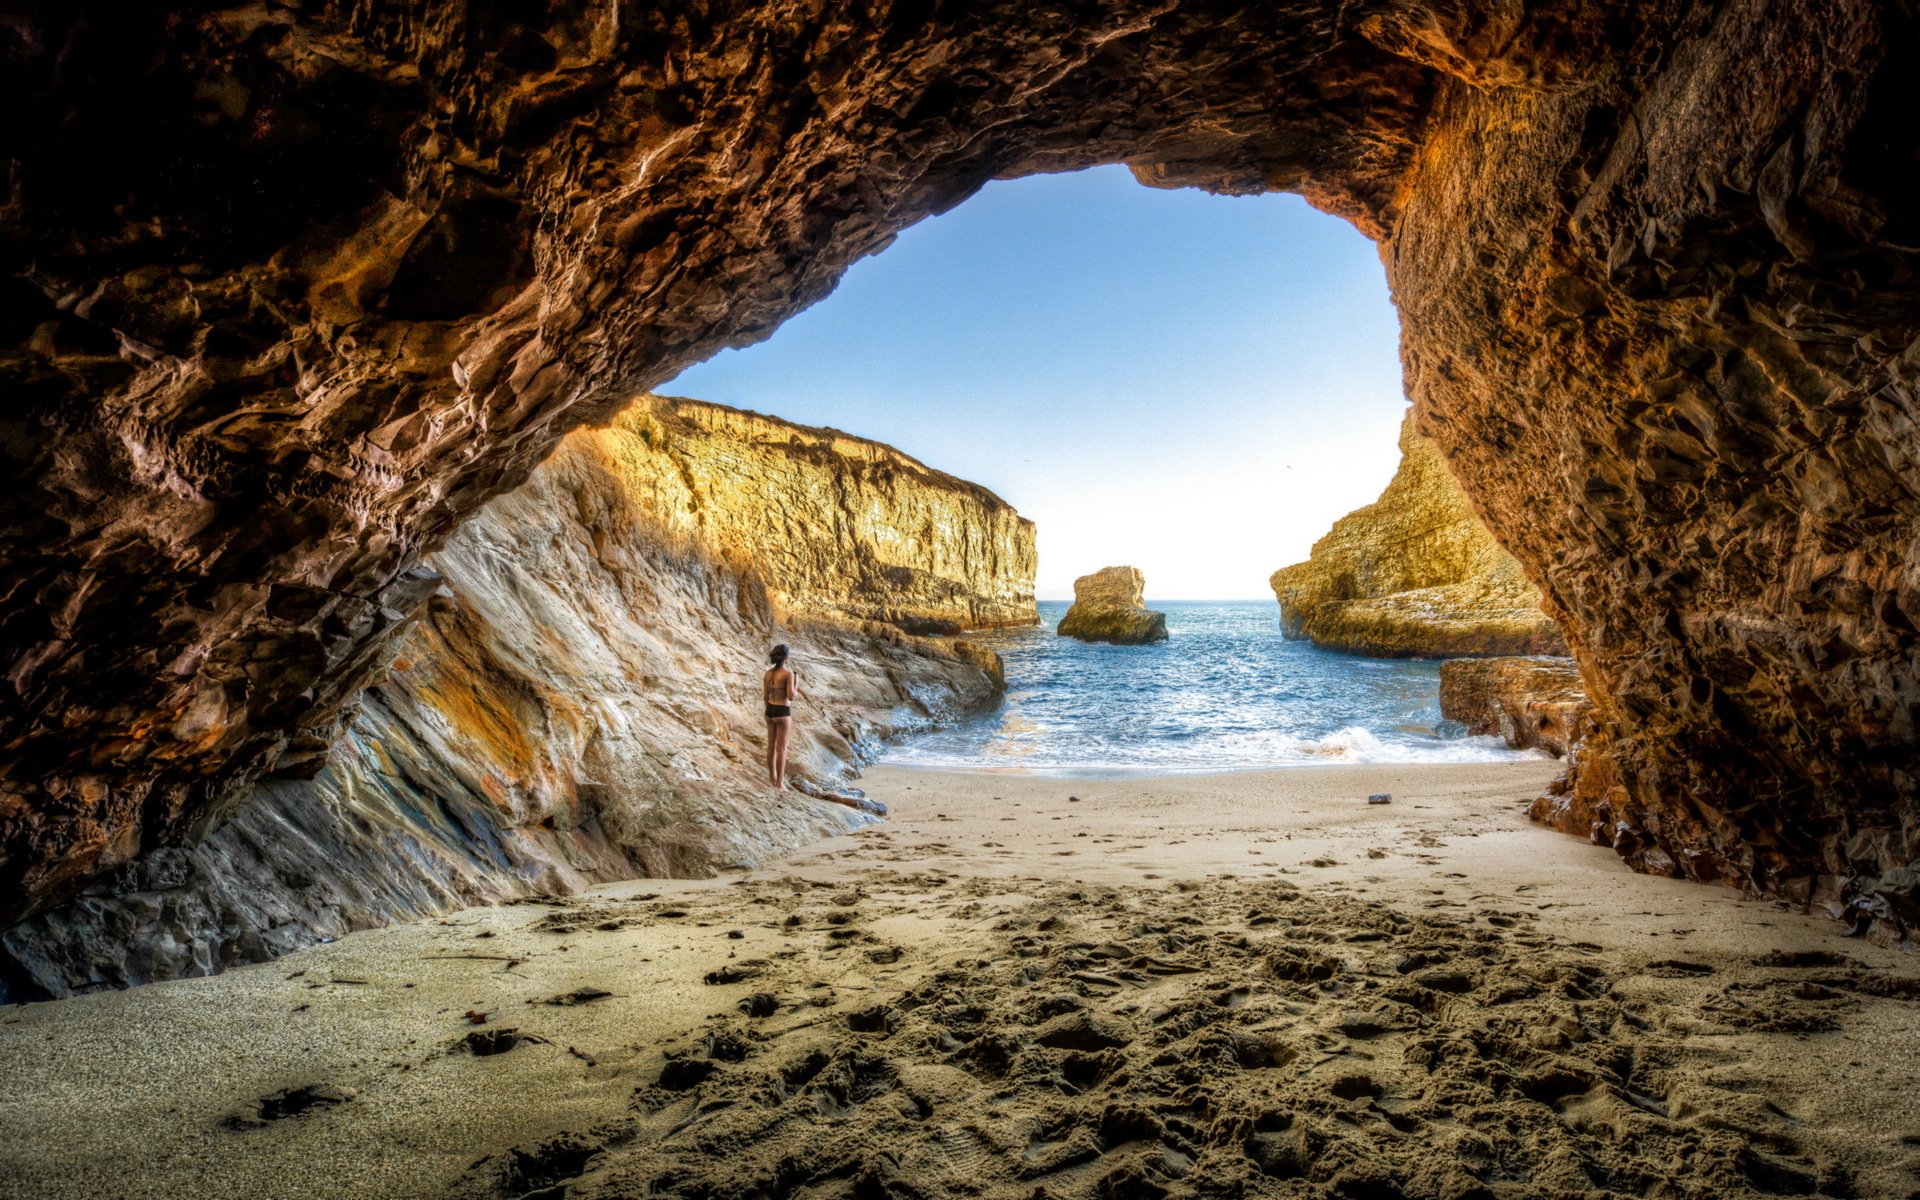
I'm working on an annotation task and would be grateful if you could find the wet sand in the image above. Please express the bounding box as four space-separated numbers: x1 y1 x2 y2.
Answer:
3 761 1918 1199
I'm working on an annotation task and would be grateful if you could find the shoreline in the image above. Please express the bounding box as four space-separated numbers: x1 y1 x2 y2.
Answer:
870 745 1552 779
3 759 1916 1199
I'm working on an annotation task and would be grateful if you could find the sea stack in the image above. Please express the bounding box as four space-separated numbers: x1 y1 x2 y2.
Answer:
1057 567 1169 645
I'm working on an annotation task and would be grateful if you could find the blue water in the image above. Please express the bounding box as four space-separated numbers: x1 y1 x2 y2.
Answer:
884 601 1538 775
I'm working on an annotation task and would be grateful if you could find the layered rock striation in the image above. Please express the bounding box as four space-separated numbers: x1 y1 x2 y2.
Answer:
1272 413 1567 659
1057 567 1169 645
5 4 1920 932
0 400 1029 998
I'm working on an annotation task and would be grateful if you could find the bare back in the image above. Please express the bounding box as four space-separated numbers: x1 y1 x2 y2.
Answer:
763 666 793 705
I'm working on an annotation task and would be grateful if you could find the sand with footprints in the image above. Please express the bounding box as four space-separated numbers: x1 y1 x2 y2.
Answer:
3 761 1918 1199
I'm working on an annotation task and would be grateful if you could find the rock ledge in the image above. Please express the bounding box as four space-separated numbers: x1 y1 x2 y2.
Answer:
1439 657 1588 759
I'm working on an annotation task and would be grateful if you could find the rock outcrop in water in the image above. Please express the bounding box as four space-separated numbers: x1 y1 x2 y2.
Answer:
5 4 1920 932
1057 567 1169 645
0 399 1028 998
1271 413 1566 659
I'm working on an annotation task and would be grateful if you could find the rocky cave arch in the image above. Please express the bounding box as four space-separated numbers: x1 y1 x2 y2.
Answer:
4 1 1919 935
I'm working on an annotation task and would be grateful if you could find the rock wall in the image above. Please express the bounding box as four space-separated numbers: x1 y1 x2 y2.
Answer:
1439 657 1831 926
1390 2 1920 909
1436 659 1637 898
5 3 1920 931
1271 412 1567 658
0 400 1027 998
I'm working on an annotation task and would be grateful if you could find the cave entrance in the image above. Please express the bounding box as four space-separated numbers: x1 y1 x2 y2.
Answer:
671 165 1407 604
8 0 1916 952
665 166 1536 776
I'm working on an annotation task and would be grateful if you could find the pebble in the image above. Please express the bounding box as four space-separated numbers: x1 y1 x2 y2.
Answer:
1367 794 1392 805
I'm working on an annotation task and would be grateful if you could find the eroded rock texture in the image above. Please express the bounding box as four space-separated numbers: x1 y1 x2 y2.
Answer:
1436 657 1659 898
1057 565 1169 645
1436 658 1636 885
4 2 1920 928
1272 411 1566 659
1392 4 1920 909
0 400 1022 997
1440 657 1589 760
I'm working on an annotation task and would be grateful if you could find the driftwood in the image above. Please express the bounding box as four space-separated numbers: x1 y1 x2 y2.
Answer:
794 781 887 817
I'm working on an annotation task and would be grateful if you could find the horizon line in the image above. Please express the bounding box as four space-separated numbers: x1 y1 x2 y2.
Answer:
1033 596 1279 603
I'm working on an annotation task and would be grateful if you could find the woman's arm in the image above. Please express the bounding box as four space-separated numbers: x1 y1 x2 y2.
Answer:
790 670 805 700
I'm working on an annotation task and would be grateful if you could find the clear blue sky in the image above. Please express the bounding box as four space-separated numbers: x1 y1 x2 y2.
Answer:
666 165 1408 600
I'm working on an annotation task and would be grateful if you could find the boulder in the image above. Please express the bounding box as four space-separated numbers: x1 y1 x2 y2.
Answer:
1057 567 1169 645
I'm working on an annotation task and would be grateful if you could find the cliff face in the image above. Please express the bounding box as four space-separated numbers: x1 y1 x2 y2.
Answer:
5 3 1920 931
0 400 1028 998
1271 414 1567 659
613 397 1036 634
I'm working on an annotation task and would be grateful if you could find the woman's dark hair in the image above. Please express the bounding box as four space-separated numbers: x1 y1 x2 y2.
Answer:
769 644 789 667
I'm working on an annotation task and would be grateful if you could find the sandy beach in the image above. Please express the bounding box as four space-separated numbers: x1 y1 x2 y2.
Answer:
3 760 1917 1199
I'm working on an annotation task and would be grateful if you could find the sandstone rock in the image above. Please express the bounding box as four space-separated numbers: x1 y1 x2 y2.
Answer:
1439 657 1589 759
1439 658 1648 875
615 396 1037 633
1272 413 1566 659
1525 720 1656 882
1439 658 1634 860
0 399 1028 999
3 3 1920 933
1057 568 1169 645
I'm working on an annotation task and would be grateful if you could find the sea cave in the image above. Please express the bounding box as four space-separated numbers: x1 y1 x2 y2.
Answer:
4 2 1920 1196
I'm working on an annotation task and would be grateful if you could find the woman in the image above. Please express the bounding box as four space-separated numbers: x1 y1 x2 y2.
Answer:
762 644 804 790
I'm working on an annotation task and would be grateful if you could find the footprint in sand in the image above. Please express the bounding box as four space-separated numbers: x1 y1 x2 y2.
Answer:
220 1085 354 1132
477 873 1870 1200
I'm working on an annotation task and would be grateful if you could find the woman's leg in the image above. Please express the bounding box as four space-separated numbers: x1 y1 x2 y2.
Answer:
765 719 780 786
772 717 791 790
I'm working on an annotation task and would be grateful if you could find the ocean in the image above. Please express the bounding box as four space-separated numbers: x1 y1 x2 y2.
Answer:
883 600 1542 775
